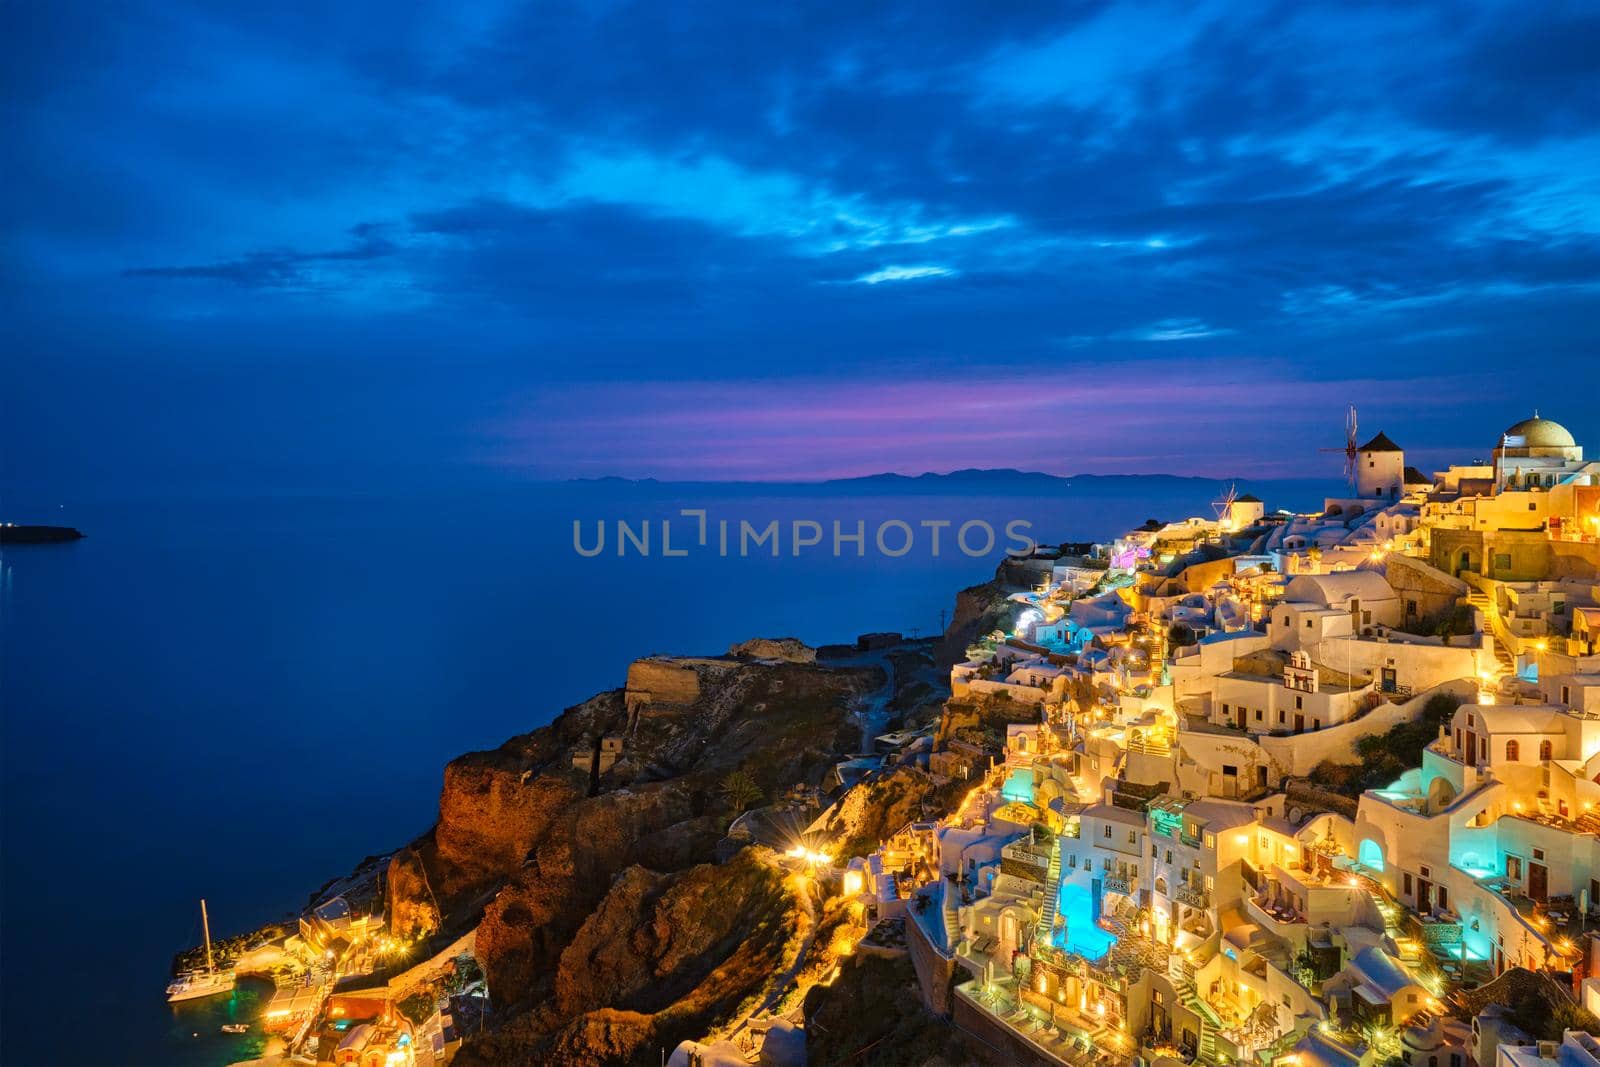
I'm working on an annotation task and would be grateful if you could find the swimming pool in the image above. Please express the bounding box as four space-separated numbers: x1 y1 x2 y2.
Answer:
1002 768 1035 804
1053 880 1117 960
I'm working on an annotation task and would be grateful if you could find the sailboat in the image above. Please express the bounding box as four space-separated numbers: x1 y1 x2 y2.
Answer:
166 898 236 1002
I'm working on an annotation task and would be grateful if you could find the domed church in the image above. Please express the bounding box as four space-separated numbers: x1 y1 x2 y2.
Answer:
1492 412 1586 490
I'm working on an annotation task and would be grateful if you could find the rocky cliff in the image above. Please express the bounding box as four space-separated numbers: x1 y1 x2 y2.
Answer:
388 652 880 1064
935 557 1033 669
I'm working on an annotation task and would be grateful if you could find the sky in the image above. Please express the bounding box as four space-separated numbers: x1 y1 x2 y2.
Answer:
4 0 1598 491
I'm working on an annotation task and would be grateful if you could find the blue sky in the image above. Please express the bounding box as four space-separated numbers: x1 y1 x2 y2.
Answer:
4 0 1598 489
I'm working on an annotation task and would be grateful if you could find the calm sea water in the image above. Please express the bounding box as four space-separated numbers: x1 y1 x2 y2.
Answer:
0 479 1320 1066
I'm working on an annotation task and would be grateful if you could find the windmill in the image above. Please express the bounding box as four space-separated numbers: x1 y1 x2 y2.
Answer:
1319 404 1359 486
1212 481 1239 531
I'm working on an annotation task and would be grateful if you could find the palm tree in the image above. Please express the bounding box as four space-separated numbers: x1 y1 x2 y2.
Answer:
721 770 764 813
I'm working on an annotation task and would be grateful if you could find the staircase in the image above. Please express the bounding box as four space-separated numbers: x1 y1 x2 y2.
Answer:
1466 589 1516 674
1034 840 1063 948
941 882 961 952
1175 970 1223 1066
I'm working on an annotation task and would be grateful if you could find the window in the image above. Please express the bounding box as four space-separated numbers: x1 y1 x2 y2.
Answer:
1507 856 1522 880
1103 825 1113 839
1439 886 1449 909
1404 873 1413 894
1296 695 1304 710
1506 739 1519 761
1129 831 1137 845
1223 764 1238 776
1278 710 1287 724
1540 740 1553 760
1480 737 1488 760
1534 848 1545 861
1205 833 1216 848
1255 709 1264 721
1306 619 1313 628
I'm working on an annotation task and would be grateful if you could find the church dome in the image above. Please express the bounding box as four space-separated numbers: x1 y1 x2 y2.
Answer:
1500 414 1575 449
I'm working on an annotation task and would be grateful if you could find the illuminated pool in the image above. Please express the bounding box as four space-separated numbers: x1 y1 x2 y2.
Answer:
1053 881 1117 960
1002 768 1035 804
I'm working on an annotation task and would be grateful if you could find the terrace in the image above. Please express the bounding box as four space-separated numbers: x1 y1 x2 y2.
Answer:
956 978 1136 1067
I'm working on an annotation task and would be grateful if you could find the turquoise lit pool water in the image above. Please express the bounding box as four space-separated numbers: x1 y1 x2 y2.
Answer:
1053 881 1116 960
1002 768 1035 804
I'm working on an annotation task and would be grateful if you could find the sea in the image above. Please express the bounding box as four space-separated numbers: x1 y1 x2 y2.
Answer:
0 476 1323 1066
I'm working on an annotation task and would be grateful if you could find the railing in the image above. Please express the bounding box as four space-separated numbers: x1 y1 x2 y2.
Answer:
1175 884 1210 909
1104 874 1130 895
1180 832 1203 849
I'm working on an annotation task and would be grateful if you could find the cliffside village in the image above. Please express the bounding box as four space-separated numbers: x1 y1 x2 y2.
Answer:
209 413 1600 1067
818 413 1600 1067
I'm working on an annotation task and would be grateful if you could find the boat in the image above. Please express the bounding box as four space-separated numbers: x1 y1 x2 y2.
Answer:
166 898 236 1003
0 523 84 544
220 1024 249 1034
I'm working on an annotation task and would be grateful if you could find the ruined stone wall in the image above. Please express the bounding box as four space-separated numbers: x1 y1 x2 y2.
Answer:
623 658 701 712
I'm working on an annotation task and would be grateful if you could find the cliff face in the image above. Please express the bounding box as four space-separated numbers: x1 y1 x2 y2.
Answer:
391 653 879 1064
935 558 1031 670
817 765 936 860
804 952 973 1067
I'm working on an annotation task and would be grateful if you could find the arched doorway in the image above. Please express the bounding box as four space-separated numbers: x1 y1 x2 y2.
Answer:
999 911 1019 961
1358 838 1385 872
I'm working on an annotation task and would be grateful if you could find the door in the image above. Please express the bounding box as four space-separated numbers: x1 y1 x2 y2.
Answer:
1295 713 1305 733
1530 862 1549 901
1466 730 1476 762
1418 880 1433 914
1381 668 1397 693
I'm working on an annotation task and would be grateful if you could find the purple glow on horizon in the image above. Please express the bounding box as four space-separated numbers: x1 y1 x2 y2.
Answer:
482 361 1480 481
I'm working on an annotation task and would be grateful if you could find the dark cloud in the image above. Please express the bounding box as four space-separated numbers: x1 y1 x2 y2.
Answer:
123 227 398 288
2 0 1596 489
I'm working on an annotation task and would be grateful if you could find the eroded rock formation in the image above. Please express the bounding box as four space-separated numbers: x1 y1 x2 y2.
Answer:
387 650 880 1064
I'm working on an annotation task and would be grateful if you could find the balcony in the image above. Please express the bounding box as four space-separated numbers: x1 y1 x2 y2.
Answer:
1245 893 1306 939
1104 874 1131 895
1174 883 1210 909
